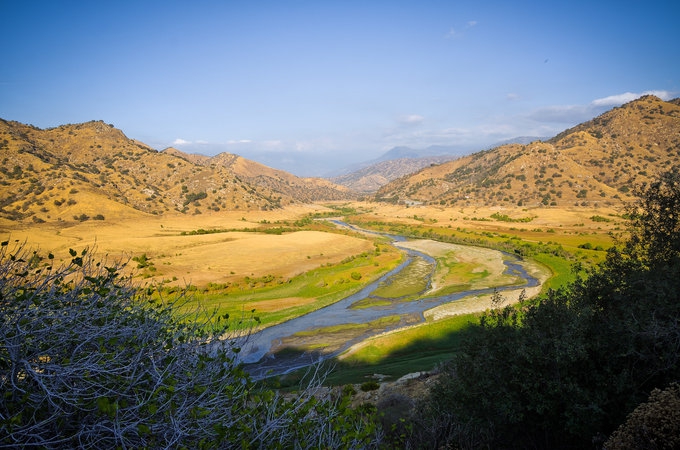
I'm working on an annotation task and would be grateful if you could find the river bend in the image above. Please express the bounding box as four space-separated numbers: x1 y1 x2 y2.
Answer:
240 221 539 378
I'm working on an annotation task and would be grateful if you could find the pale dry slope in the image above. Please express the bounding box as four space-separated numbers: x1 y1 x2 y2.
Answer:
351 201 622 235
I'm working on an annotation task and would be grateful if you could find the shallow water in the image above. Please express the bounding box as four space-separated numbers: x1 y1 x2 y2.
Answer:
240 221 538 378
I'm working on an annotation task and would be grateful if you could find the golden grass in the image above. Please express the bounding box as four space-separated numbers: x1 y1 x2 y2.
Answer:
357 202 623 227
1 205 373 287
2 202 620 291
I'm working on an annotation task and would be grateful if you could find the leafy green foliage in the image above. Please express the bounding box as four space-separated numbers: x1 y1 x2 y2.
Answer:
360 381 380 392
0 244 380 448
411 168 680 449
490 212 535 222
183 191 207 205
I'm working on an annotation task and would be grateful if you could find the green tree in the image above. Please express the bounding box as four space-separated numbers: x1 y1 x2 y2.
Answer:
605 382 680 450
413 168 680 449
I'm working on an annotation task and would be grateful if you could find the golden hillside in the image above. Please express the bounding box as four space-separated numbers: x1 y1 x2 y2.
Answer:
375 96 680 208
174 150 359 202
0 120 355 224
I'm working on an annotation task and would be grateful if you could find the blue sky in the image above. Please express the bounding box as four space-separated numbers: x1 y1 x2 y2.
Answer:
1 1 678 176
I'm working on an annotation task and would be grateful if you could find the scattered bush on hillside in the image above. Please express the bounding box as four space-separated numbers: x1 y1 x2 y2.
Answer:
410 167 680 449
0 242 380 448
490 212 534 222
360 381 380 392
183 191 207 205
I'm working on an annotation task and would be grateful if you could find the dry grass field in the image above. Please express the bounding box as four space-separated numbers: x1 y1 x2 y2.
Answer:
350 202 624 235
352 202 622 265
0 205 374 287
1 202 621 290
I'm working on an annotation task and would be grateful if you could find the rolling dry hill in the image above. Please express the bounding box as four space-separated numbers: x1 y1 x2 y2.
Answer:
0 120 355 223
168 149 358 202
375 95 680 208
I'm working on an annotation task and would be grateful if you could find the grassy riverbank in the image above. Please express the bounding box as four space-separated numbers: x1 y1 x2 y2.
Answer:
270 240 554 386
178 240 404 330
325 313 479 384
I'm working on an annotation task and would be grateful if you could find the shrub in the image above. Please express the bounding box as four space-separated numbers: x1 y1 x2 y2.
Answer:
0 243 380 448
377 393 416 447
361 381 380 392
605 383 680 449
183 191 207 205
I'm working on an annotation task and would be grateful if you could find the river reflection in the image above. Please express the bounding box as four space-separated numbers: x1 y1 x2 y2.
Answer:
240 221 538 378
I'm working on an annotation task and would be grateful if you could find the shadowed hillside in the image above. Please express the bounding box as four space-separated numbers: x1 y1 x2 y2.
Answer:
375 96 680 208
0 120 356 223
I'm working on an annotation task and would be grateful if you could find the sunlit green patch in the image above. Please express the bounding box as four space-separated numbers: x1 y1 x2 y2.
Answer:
276 315 405 354
292 315 402 337
323 313 480 384
369 256 432 298
176 245 405 330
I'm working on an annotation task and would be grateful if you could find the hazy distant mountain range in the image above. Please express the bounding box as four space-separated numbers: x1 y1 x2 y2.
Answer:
329 137 547 192
1 95 678 223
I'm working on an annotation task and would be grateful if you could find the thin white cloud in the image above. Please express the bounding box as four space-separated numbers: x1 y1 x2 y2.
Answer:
445 20 477 39
506 93 520 101
528 104 591 123
398 114 425 125
172 138 190 145
592 90 674 106
530 90 676 124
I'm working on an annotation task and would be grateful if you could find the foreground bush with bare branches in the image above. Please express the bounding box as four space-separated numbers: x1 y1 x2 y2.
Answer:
0 243 379 449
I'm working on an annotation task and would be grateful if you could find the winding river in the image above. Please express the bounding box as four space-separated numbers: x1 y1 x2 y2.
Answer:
240 221 539 378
